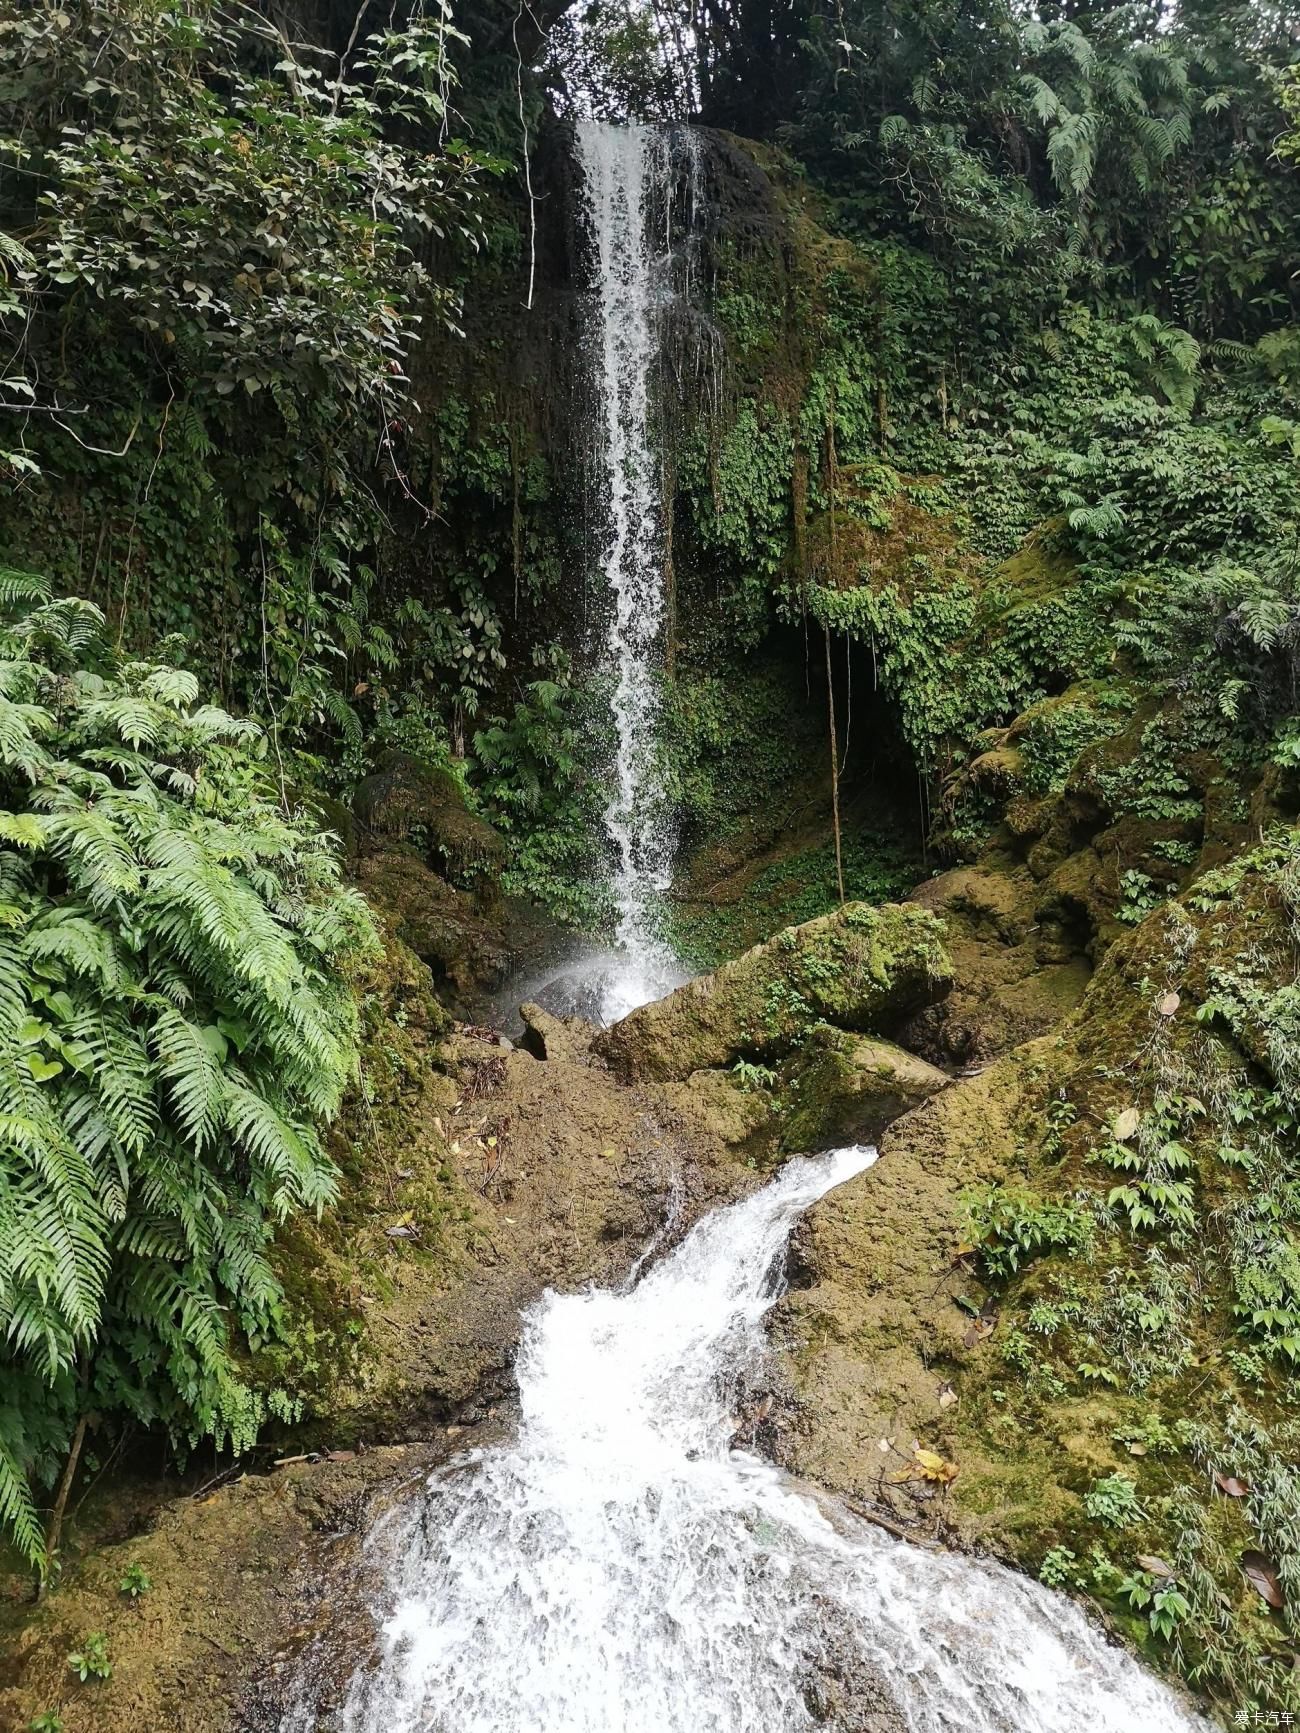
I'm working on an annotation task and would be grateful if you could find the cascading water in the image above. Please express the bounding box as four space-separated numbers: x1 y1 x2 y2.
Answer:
574 120 686 1024
291 1148 1210 1733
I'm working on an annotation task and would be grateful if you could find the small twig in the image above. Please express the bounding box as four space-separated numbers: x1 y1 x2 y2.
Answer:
189 1460 245 1500
52 412 141 456
843 1492 941 1548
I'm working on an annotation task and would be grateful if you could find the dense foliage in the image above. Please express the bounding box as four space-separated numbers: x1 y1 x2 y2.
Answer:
0 0 480 743
0 572 373 1573
2 1 1300 1711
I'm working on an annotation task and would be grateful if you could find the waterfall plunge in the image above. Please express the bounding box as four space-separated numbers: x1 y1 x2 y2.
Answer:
575 120 688 1024
300 1149 1210 1733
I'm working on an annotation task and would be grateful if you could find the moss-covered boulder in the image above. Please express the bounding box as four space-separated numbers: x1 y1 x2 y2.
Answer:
357 846 512 995
779 1026 947 1152
353 750 505 890
595 902 952 1082
901 865 1091 1065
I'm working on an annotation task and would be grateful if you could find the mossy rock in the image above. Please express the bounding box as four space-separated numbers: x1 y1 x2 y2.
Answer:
779 1025 947 1152
901 865 1090 1065
595 901 952 1082
353 750 505 890
989 534 1078 613
357 847 512 996
780 840 1300 1714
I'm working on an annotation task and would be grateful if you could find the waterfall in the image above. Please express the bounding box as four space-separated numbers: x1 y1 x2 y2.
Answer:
575 120 686 1024
292 1150 1211 1733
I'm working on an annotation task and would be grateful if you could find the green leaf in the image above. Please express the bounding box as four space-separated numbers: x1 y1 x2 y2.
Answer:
22 1052 65 1082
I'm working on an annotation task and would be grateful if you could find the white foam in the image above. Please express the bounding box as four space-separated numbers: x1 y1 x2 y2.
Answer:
307 1148 1210 1733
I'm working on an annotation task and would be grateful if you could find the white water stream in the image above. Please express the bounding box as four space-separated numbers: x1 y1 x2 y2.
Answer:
307 1148 1209 1733
574 120 685 1023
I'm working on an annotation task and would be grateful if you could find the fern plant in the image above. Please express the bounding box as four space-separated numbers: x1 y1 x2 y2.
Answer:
0 572 376 1572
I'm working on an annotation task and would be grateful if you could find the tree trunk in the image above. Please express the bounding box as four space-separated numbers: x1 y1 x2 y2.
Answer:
38 1410 88 1599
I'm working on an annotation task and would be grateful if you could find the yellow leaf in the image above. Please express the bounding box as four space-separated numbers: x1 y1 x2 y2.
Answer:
913 1446 960 1484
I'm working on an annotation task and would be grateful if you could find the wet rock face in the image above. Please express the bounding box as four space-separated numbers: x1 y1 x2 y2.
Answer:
595 902 953 1083
803 1617 909 1733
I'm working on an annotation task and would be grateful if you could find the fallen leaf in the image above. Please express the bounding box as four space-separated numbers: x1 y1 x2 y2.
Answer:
914 1448 955 1478
896 1445 960 1486
1128 1442 1148 1456
384 1224 419 1239
1241 1550 1285 1610
951 1241 977 1264
1137 1554 1177 1579
325 1449 356 1462
1113 1107 1140 1141
1158 991 1180 1017
877 1438 892 1454
963 1315 996 1348
938 1382 959 1410
1214 1472 1250 1498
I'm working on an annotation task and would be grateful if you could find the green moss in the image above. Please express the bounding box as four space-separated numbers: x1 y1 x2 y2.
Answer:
670 828 921 971
260 933 468 1443
598 900 952 1081
944 839 1300 1708
777 1026 945 1152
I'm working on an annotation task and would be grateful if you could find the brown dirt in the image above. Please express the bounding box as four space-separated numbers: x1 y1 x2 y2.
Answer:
0 1446 442 1733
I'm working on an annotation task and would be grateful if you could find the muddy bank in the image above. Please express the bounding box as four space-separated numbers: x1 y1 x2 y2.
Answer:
1 1447 443 1733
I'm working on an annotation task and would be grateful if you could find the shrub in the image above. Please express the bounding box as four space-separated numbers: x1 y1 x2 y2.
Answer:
965 1184 1093 1277
119 1560 152 1598
0 574 376 1572
67 1633 111 1682
1084 1472 1143 1528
